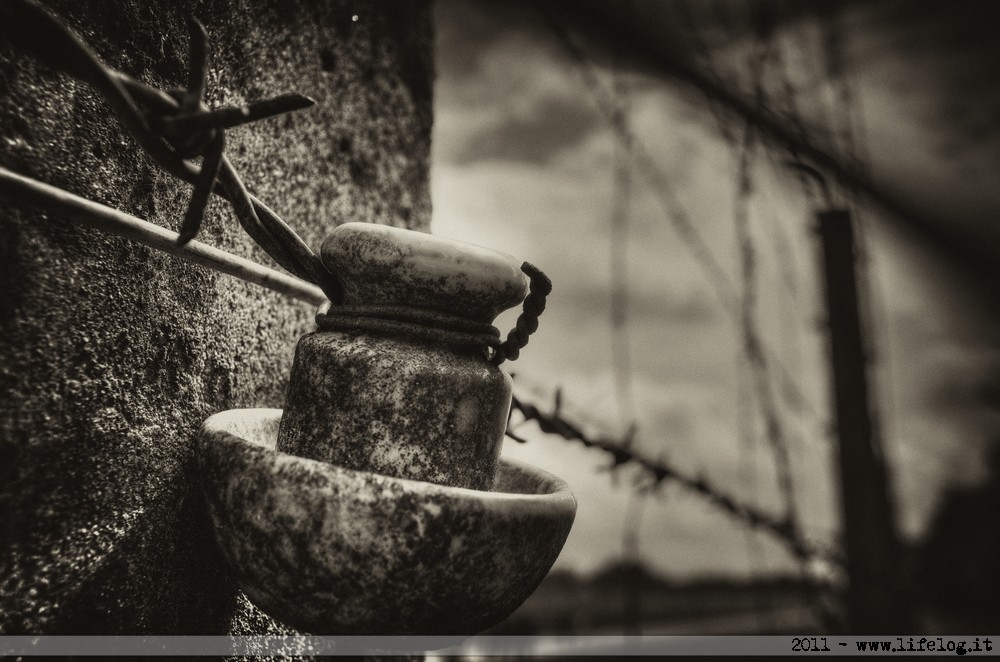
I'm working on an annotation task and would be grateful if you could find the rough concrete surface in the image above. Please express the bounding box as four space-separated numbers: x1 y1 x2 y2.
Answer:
0 0 433 634
199 409 575 635
278 332 511 491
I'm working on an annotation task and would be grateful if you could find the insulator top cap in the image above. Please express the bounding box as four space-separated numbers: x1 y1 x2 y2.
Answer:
321 223 528 323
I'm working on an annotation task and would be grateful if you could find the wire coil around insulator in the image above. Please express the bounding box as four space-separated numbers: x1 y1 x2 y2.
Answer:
316 304 503 357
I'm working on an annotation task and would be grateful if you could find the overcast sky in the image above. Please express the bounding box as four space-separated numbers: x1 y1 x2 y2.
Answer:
429 0 1000 579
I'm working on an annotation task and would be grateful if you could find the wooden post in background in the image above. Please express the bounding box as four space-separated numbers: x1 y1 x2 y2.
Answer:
816 209 914 633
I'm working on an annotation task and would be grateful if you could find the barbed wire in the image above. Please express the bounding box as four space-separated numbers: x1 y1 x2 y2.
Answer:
520 0 852 578
491 263 552 366
0 167 328 305
732 7 782 620
0 0 850 594
1 0 552 365
609 50 637 435
733 7 804 551
536 2 739 315
609 42 648 634
508 393 841 567
0 0 343 301
736 2 844 631
535 1 825 431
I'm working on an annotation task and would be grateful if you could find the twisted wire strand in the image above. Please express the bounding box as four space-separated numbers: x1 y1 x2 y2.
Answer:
316 303 502 353
491 263 552 366
0 166 328 305
535 2 831 431
733 10 805 562
509 393 841 566
2 0 555 355
3 154 831 568
0 0 342 301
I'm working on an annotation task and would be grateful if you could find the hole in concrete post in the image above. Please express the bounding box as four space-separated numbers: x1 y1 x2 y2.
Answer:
319 47 336 72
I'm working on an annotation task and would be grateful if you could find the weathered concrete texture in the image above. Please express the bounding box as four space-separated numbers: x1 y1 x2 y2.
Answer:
278 332 511 491
0 0 433 634
321 223 528 323
200 410 576 635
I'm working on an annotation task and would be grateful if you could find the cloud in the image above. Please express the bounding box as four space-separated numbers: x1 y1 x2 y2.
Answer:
434 0 608 168
449 94 602 166
431 0 1000 578
555 274 721 328
433 0 527 82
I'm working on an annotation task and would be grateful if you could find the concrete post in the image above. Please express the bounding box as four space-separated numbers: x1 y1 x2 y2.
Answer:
816 209 913 633
0 0 433 634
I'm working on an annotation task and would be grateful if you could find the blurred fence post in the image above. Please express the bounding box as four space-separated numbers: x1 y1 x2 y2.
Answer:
816 209 914 633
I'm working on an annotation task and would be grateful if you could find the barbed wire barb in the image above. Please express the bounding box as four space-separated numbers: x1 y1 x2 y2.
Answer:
508 392 841 567
0 0 342 301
